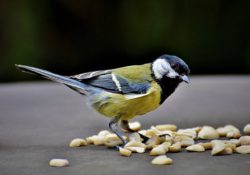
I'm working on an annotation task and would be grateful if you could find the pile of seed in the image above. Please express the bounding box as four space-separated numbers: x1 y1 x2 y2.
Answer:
50 123 250 166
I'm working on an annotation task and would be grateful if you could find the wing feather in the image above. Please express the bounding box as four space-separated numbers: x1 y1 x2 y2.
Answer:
71 69 151 95
71 70 112 80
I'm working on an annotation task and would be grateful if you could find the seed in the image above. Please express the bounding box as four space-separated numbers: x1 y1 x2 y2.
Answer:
49 159 69 167
104 134 124 147
211 140 226 155
177 128 197 139
192 126 202 133
161 142 171 150
91 135 105 146
169 142 182 152
86 135 105 145
226 131 241 139
164 135 173 143
235 145 250 154
125 140 146 153
125 140 146 148
151 155 173 165
69 138 87 147
198 126 219 139
145 129 158 137
155 124 177 131
146 126 174 138
86 135 95 144
119 147 132 157
98 130 111 137
128 133 142 142
243 124 250 135
217 125 241 138
216 127 228 137
128 121 141 132
220 147 233 155
150 145 167 156
224 142 236 151
199 142 213 150
226 139 240 146
127 147 145 153
173 135 194 147
158 130 174 138
149 142 170 156
146 135 162 149
225 125 240 132
186 144 205 152
239 136 250 145
138 129 147 136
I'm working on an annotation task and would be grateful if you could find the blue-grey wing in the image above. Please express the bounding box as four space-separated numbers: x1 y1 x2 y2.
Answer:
73 72 151 94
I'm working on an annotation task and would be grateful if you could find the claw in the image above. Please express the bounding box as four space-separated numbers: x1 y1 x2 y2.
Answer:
120 120 150 143
139 133 150 143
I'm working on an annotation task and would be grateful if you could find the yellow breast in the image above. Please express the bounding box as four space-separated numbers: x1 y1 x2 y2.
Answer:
91 82 162 120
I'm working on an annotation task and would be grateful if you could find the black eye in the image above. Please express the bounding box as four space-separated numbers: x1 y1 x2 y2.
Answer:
171 64 178 69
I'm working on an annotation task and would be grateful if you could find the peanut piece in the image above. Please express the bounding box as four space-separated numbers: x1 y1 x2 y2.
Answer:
146 135 162 149
186 144 205 152
119 147 132 157
92 135 105 146
150 142 169 156
129 121 141 132
217 125 241 138
69 138 87 147
49 159 69 167
239 136 250 145
226 139 240 146
86 135 95 144
199 142 213 150
177 128 197 139
220 147 233 155
198 126 219 139
98 130 111 137
174 135 194 147
150 145 167 156
211 140 226 155
169 142 182 152
104 133 124 147
243 124 250 135
128 133 142 142
155 124 177 131
151 155 173 165
125 140 146 153
235 145 250 154
226 131 241 139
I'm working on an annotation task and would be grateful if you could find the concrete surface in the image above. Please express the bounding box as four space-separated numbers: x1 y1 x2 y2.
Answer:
0 76 250 175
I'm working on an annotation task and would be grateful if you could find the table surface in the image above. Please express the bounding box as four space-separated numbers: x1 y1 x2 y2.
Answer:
0 76 250 175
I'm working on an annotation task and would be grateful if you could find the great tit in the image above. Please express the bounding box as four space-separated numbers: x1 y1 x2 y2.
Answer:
16 54 190 145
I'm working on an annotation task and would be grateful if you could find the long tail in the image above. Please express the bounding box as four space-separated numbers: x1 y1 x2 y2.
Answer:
15 64 89 95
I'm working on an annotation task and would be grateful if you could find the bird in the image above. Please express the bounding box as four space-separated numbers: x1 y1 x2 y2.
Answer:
15 54 190 145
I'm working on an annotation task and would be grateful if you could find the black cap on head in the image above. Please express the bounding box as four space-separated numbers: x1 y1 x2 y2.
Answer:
160 54 190 76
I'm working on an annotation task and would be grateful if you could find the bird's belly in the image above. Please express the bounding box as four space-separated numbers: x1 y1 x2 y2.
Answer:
90 83 161 120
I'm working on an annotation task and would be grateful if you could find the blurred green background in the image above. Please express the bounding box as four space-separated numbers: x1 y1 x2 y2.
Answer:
0 0 249 82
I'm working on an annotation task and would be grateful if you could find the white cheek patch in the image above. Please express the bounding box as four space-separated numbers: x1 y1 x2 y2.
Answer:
167 69 179 78
152 59 179 79
152 59 168 79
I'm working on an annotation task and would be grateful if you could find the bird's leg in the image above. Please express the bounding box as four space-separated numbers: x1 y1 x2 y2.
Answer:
109 117 128 146
120 120 150 143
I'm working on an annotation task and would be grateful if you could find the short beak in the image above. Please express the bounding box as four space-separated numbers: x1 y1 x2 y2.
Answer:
180 75 190 84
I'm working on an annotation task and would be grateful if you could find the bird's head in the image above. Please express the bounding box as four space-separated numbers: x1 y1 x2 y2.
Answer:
152 54 190 83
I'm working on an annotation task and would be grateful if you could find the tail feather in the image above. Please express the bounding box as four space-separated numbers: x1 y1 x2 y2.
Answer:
15 64 88 94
